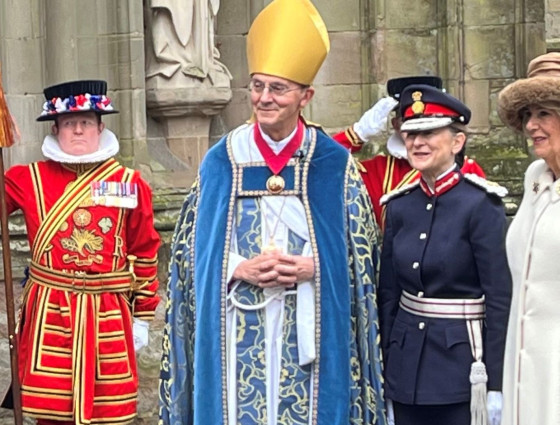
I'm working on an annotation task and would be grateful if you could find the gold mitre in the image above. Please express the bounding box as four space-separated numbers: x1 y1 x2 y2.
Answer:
247 0 330 86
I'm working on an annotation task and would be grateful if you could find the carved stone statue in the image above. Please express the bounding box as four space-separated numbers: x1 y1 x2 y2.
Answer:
145 0 231 88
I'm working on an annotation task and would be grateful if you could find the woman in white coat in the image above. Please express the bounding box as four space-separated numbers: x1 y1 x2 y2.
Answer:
497 52 560 425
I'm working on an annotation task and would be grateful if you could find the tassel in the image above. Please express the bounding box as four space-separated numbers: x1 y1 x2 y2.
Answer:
0 64 18 148
469 360 488 425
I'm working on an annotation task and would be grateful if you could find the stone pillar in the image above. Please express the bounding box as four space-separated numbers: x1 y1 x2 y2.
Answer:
458 0 545 180
0 0 47 167
312 0 376 133
42 1 149 169
546 0 560 47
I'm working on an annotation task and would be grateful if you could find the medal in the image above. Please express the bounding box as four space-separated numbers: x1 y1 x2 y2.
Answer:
266 175 285 194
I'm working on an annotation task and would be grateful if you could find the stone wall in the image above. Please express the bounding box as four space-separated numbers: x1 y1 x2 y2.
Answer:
547 0 560 45
216 0 547 214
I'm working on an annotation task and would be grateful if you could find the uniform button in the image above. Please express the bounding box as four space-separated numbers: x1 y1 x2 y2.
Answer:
418 322 425 330
417 291 424 298
412 262 419 269
426 204 433 210
419 233 427 240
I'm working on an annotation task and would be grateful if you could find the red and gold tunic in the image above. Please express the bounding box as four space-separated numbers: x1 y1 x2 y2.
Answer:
5 158 160 425
333 127 486 229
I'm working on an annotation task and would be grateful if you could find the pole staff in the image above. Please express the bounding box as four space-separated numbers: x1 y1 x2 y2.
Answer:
0 64 23 425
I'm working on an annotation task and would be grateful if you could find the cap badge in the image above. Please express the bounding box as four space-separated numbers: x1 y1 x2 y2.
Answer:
411 91 425 115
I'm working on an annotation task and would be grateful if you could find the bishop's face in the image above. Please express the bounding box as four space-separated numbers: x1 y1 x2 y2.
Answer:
250 73 314 141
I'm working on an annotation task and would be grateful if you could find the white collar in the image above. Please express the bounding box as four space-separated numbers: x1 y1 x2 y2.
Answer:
387 132 407 159
41 128 119 163
258 123 298 154
438 163 459 179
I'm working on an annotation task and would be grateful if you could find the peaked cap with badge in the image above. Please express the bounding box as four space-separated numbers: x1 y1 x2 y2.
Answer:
399 84 471 132
246 0 330 86
37 79 118 122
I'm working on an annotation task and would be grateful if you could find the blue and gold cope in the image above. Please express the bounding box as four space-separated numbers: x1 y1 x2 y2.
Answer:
159 125 387 425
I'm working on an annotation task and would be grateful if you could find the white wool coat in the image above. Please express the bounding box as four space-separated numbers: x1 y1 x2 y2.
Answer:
502 159 560 425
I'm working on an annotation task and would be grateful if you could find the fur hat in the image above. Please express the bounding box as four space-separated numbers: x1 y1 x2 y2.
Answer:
498 52 560 133
37 80 118 122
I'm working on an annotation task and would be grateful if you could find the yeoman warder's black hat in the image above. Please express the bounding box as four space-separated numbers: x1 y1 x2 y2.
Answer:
387 76 443 100
37 79 118 122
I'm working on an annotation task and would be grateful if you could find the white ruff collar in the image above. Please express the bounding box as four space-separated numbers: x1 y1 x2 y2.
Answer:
41 129 119 163
387 132 407 159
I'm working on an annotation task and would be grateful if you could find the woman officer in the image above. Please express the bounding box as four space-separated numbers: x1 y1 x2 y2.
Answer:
378 85 512 425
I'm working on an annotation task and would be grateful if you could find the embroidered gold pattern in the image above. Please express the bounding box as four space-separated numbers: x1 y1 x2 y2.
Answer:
411 90 425 115
60 228 103 256
61 253 103 266
299 128 320 425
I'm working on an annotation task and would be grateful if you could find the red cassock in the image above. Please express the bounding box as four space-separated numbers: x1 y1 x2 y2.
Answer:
5 158 160 425
332 127 486 229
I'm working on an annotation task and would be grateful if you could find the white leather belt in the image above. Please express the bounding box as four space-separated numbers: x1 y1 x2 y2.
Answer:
399 290 485 319
399 290 488 425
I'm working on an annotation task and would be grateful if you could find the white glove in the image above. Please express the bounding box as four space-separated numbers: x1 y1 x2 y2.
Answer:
353 96 399 141
487 391 502 425
386 398 395 425
132 318 149 351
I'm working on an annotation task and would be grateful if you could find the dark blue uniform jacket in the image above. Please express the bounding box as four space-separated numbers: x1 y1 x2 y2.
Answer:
378 172 512 405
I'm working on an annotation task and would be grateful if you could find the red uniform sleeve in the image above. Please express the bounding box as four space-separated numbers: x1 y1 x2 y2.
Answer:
127 174 161 320
332 126 365 153
4 164 30 214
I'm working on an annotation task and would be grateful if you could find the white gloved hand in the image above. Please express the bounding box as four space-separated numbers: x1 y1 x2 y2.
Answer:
132 318 149 351
487 391 502 425
386 398 395 425
353 96 399 141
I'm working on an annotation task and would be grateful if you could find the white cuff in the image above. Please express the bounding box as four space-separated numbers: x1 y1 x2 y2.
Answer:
132 318 149 351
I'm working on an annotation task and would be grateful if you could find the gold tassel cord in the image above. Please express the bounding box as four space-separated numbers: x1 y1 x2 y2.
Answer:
0 64 16 148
